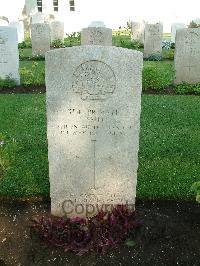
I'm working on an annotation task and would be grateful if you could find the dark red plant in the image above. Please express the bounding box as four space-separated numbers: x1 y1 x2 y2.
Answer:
31 205 142 255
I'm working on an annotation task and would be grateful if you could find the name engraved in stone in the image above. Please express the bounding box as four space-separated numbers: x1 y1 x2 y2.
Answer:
72 60 116 100
57 108 132 137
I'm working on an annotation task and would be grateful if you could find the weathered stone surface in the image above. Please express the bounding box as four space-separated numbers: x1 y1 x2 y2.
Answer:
171 23 185 43
81 27 112 45
46 46 143 217
0 27 20 84
144 23 163 58
31 12 45 24
131 21 145 43
50 21 64 41
175 28 200 84
31 23 50 56
9 21 24 43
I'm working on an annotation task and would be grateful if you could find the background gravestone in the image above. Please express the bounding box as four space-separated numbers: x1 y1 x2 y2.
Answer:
175 28 200 84
0 27 20 84
9 21 24 43
50 21 64 42
144 23 163 58
46 46 143 217
131 21 145 44
81 25 112 46
31 23 50 56
171 23 185 43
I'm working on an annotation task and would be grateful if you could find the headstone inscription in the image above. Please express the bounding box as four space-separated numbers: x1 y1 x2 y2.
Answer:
81 24 112 46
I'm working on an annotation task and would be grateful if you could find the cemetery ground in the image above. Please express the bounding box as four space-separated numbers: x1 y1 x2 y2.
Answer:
0 32 200 265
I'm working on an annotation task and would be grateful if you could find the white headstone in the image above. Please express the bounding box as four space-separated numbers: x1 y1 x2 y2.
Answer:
31 23 50 56
144 23 163 58
131 21 145 43
9 21 24 43
81 27 112 46
31 12 45 24
175 28 200 84
46 46 143 217
171 23 185 43
50 21 64 41
25 0 38 16
0 27 20 84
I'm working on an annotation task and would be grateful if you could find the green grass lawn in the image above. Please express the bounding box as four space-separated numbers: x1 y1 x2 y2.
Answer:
19 48 32 58
19 61 45 86
0 94 199 200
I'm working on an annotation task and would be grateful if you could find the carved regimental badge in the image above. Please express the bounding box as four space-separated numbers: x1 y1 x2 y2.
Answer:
72 60 116 100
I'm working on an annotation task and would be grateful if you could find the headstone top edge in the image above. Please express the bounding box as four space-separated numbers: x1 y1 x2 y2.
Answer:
176 27 200 32
45 45 144 57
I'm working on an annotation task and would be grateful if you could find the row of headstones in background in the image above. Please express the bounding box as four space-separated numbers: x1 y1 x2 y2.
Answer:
0 23 200 87
31 21 64 56
31 21 112 56
0 27 20 84
131 22 163 58
131 21 186 45
131 22 187 58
